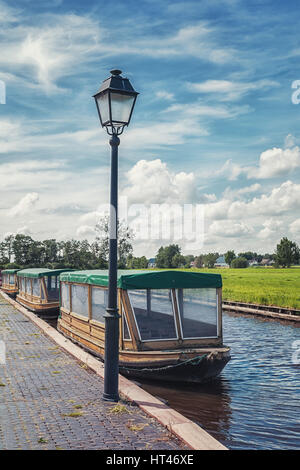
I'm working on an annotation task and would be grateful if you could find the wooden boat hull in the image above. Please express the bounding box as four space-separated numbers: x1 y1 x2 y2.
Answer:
58 320 230 384
1 287 18 297
16 295 59 318
119 354 230 384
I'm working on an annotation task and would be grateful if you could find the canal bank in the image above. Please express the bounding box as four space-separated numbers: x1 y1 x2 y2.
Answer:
0 291 226 450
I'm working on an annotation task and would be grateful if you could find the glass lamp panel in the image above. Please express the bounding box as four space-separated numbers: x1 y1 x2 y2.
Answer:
110 93 135 125
96 93 110 125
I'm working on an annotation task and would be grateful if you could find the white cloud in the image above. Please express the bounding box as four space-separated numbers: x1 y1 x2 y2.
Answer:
76 225 96 237
209 220 253 237
155 91 174 101
222 183 262 200
16 226 32 235
163 102 250 119
122 159 197 205
187 79 279 101
218 159 243 181
257 218 283 239
122 119 208 150
204 180 300 224
228 180 300 218
247 146 300 179
0 12 103 93
220 141 300 181
0 1 19 24
0 11 236 94
9 192 39 217
290 219 300 235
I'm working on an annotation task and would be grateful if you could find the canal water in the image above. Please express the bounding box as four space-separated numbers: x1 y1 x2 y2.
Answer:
139 312 300 450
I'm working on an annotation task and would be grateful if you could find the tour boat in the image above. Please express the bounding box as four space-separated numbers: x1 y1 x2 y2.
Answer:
1 269 20 296
16 268 72 316
58 270 231 383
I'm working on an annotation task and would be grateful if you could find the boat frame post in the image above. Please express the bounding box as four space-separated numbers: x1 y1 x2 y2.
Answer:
103 132 120 402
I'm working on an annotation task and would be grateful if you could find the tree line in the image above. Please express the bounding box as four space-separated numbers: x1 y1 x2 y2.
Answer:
0 217 135 270
155 238 300 269
0 220 299 271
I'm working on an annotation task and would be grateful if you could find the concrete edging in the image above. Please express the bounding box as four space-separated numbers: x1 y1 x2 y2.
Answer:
0 290 227 451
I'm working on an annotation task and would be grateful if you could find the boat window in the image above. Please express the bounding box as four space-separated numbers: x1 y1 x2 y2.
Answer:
128 289 177 341
9 274 15 285
71 284 89 317
122 306 131 340
19 277 25 292
25 278 31 295
32 279 40 297
3 274 7 284
91 288 107 323
51 276 58 289
177 288 218 339
61 283 70 311
47 276 59 301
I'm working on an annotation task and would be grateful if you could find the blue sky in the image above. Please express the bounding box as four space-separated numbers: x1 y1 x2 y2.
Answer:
1 0 300 256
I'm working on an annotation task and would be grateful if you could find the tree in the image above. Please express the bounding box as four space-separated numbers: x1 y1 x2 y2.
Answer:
1 235 14 263
194 255 204 268
155 244 183 268
274 237 300 268
238 251 257 261
42 239 59 265
225 250 236 266
127 255 148 269
172 253 186 268
231 256 248 268
95 216 134 268
12 234 36 265
203 253 219 268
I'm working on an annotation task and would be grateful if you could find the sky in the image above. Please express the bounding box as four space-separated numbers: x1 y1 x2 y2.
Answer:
0 0 300 257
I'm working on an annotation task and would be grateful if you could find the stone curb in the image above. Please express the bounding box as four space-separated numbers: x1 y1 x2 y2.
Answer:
0 290 227 450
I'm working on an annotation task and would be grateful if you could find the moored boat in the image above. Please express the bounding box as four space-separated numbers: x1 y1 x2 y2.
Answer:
1 269 20 296
16 268 72 317
58 270 231 383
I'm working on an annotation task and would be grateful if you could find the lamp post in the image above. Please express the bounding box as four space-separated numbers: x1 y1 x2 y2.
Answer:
93 69 138 402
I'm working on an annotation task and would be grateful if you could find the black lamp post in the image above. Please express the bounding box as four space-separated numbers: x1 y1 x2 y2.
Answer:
93 69 138 402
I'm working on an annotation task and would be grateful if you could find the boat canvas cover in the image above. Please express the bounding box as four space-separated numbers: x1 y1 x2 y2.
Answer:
17 268 72 279
59 270 222 289
2 269 20 274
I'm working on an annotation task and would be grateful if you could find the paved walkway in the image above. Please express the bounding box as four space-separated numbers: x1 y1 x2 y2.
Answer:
0 298 187 450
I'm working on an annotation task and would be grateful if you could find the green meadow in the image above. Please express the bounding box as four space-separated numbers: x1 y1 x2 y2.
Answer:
178 267 300 309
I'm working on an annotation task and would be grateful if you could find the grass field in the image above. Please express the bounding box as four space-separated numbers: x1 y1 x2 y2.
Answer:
178 267 300 309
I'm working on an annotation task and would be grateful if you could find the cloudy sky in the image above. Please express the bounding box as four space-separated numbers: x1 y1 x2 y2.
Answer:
1 0 300 257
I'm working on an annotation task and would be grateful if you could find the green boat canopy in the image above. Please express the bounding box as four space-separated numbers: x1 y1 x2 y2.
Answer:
59 270 222 290
2 269 20 274
17 268 72 279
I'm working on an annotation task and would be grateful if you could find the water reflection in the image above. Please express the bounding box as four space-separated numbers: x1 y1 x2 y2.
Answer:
140 376 232 446
140 311 300 450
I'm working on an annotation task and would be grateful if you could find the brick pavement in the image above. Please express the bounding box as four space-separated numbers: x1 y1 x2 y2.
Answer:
0 298 187 450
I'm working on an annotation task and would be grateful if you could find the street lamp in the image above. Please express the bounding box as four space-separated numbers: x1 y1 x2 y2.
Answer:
93 69 138 402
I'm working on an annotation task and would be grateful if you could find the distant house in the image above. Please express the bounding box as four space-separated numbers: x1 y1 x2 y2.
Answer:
260 258 274 266
148 258 156 268
190 261 196 267
249 259 259 267
214 256 229 268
